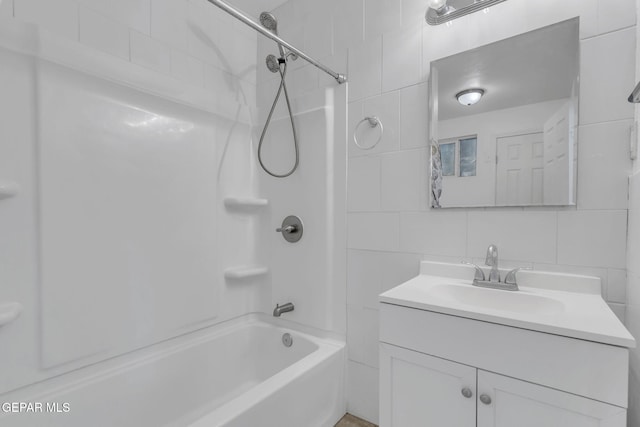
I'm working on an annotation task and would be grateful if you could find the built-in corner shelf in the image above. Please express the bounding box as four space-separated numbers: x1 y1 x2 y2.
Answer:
0 181 19 200
224 266 269 280
0 302 23 327
223 197 269 210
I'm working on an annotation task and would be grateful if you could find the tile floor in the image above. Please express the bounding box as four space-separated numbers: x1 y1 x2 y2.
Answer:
335 413 377 427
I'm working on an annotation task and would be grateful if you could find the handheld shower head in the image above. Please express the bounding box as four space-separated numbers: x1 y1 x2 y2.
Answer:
259 11 286 59
266 54 280 73
259 12 278 33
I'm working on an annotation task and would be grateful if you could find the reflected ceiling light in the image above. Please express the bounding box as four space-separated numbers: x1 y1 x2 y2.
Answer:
456 88 485 106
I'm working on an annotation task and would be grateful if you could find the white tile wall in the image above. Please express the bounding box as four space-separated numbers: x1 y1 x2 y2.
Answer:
399 211 467 257
170 49 205 88
130 30 171 74
347 305 379 368
264 0 638 423
15 0 79 40
347 212 399 251
580 27 636 125
467 211 558 264
150 0 189 50
597 0 636 34
347 155 381 212
5 0 257 114
557 210 628 269
80 0 151 35
347 36 382 101
333 0 363 48
380 149 427 211
347 361 380 425
578 120 633 210
399 82 429 149
0 0 13 18
365 0 401 40
347 249 421 309
79 6 131 60
608 268 627 304
382 22 422 92
303 8 333 59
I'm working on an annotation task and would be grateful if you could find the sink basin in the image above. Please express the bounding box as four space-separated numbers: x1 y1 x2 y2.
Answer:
378 261 636 347
427 284 565 315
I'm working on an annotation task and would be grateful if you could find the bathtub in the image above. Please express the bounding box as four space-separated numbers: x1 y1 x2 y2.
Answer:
0 314 346 427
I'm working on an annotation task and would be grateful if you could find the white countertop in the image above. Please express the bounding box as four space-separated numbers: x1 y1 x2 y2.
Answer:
379 261 636 348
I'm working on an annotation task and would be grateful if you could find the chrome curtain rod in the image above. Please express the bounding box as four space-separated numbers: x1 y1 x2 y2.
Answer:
205 0 347 84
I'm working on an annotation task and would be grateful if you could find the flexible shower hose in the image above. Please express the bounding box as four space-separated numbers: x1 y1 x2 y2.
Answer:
257 58 299 178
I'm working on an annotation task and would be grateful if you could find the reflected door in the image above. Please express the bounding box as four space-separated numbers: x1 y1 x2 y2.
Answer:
495 133 544 206
543 102 573 205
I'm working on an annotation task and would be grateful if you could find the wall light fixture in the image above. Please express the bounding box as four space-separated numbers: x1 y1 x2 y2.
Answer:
426 0 508 25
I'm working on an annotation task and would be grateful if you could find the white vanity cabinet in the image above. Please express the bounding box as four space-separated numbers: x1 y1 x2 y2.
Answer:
380 344 476 426
380 343 626 427
476 370 626 427
379 262 635 427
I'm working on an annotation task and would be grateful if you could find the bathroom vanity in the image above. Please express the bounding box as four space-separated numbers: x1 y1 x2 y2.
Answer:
379 262 635 427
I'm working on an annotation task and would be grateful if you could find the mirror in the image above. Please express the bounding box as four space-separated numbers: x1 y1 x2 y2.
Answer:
429 18 579 208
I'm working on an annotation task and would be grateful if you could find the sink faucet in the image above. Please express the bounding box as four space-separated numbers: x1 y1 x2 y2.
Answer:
462 245 525 291
485 244 500 283
273 302 294 317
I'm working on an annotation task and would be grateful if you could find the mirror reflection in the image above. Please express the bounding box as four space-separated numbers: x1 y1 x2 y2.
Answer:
430 18 579 208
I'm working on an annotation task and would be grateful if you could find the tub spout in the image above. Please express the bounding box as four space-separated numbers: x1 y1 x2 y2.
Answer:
273 302 294 317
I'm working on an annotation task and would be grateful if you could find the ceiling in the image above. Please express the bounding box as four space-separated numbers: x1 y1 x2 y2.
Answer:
227 0 289 16
434 18 579 121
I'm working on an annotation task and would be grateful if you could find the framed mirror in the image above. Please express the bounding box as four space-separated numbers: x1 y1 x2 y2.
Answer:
429 18 579 208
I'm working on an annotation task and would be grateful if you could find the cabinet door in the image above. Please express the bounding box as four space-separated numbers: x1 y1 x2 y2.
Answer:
477 370 627 427
380 344 476 427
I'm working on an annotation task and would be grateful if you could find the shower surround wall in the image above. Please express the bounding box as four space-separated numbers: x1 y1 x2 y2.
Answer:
0 0 269 395
627 156 640 427
259 0 637 423
627 1 640 425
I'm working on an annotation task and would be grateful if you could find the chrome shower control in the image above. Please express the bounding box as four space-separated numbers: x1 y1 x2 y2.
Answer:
276 215 303 243
461 387 473 398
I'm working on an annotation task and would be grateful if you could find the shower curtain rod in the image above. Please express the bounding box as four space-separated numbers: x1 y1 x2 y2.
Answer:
206 0 347 84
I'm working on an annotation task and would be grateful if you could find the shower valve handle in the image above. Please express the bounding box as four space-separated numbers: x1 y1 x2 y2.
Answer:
276 215 303 243
276 225 297 234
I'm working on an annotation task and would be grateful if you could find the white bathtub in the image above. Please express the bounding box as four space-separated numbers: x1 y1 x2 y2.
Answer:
0 314 346 427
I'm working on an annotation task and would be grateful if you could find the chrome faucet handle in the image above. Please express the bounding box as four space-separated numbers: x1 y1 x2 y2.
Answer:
276 225 297 234
485 244 498 266
504 267 531 285
485 244 500 282
462 262 485 282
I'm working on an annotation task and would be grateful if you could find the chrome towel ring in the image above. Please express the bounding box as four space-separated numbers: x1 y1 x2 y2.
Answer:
353 116 384 150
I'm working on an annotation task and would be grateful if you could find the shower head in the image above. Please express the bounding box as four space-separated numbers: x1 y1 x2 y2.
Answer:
259 11 286 59
266 54 280 73
259 12 279 33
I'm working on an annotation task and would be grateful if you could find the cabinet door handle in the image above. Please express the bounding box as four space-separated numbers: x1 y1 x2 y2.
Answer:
461 387 473 398
479 394 492 405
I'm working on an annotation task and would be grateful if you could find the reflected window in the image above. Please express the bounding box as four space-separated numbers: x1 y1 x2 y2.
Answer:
440 143 455 176
438 135 477 178
459 137 477 177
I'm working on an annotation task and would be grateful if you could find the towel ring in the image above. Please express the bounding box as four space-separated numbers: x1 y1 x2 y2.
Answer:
353 116 384 150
